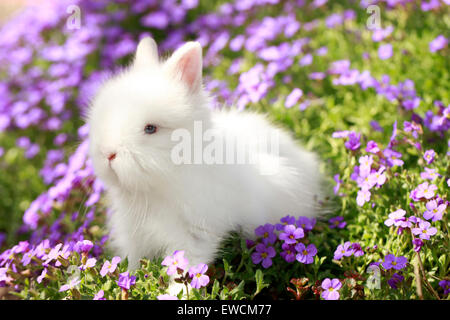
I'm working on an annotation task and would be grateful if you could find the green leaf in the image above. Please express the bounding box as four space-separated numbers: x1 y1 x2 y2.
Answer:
253 269 269 298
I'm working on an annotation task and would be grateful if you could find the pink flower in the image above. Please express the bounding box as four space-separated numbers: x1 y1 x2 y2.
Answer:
412 220 437 240
358 155 373 177
382 254 408 270
117 271 136 290
94 290 106 300
429 35 447 53
100 256 121 277
423 200 446 221
279 225 304 244
420 167 440 181
80 257 97 270
188 264 210 289
321 278 342 300
414 182 437 200
285 88 303 108
356 188 371 206
423 149 436 164
384 209 408 227
161 251 189 276
378 43 393 60
368 167 387 187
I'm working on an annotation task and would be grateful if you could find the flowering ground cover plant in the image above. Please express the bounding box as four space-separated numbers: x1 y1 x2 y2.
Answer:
0 0 448 300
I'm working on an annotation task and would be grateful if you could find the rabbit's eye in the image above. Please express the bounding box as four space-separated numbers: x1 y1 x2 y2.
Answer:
144 124 157 134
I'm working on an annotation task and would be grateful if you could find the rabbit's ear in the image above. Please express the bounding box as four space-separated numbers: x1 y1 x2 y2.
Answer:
163 42 202 93
134 37 159 68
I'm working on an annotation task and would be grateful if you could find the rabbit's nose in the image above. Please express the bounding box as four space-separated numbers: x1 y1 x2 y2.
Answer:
107 152 117 162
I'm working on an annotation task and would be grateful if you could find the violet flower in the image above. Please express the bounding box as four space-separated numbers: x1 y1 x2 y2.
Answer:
321 278 342 300
295 243 317 264
188 263 210 289
251 243 276 268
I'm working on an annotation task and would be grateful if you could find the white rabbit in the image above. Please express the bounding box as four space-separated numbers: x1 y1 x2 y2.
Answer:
87 37 325 278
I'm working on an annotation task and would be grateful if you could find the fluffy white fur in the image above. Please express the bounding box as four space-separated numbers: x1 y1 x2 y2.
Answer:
88 38 325 273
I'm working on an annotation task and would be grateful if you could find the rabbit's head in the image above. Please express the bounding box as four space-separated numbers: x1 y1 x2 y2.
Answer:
88 38 211 192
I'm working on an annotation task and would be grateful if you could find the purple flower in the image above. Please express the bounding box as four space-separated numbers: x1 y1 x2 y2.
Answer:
117 271 136 290
384 209 408 227
161 250 189 276
43 243 63 264
141 11 169 29
370 120 383 132
344 132 361 151
333 242 353 260
356 188 371 206
358 155 373 177
21 250 35 267
316 46 328 56
333 174 343 196
275 216 296 231
299 54 313 66
439 280 450 295
321 278 342 300
255 223 277 244
37 268 47 284
351 243 364 257
246 239 256 249
80 257 97 270
420 167 440 181
285 88 303 108
421 0 442 11
412 220 437 240
402 97 421 110
378 43 393 60
382 254 408 270
279 224 304 244
299 100 311 111
383 148 404 167
251 243 276 268
295 243 317 264
309 72 326 80
412 238 424 252
423 149 436 164
387 273 404 289
280 243 296 263
229 35 245 51
414 182 438 200
429 35 447 53
332 130 351 138
329 216 346 229
25 144 40 159
74 240 93 254
100 256 121 277
296 216 316 232
372 26 393 42
423 199 446 222
325 13 343 28
367 167 387 187
366 140 380 153
188 264 210 289
94 290 106 300
403 121 421 138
